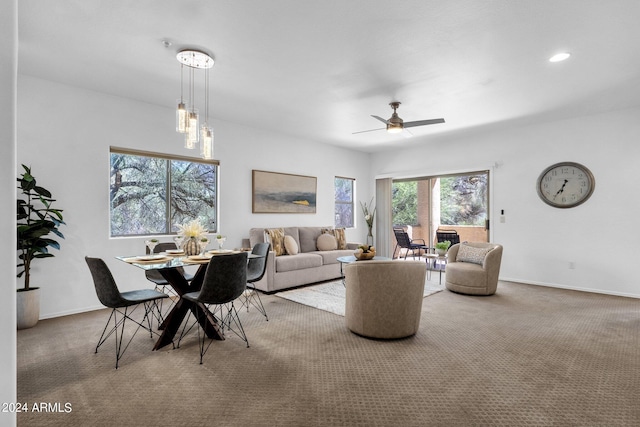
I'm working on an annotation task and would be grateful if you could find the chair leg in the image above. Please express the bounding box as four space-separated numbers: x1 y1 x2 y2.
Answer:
222 302 249 348
96 307 141 369
243 285 268 321
94 301 164 369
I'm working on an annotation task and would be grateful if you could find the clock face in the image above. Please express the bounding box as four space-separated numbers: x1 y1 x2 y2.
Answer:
537 162 595 208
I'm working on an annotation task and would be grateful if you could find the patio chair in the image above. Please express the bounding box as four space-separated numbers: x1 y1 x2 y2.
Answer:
436 229 460 246
392 227 429 259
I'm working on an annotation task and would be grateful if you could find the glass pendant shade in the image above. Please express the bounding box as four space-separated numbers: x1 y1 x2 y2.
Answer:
185 109 199 149
201 126 213 159
176 101 188 133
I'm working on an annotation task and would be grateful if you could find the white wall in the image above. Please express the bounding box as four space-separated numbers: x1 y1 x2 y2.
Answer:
17 75 372 318
372 107 640 298
2 0 18 424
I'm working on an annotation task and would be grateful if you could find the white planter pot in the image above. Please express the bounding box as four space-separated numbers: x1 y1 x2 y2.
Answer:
17 287 40 330
436 248 447 256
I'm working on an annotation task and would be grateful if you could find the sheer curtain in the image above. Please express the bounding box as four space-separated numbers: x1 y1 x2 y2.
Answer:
375 178 392 258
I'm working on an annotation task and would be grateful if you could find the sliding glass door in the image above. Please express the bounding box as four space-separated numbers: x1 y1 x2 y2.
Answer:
392 170 490 248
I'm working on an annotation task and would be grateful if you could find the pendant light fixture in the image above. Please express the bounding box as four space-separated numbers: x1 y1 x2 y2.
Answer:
176 49 214 157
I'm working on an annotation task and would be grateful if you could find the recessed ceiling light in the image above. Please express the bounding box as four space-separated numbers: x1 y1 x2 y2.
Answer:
549 52 571 62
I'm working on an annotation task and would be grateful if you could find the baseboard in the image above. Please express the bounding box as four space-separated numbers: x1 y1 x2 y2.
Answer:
40 304 105 320
500 277 640 299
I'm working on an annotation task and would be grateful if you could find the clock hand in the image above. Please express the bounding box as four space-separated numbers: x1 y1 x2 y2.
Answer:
553 179 569 199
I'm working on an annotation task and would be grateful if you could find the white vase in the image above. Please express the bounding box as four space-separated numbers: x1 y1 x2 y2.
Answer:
436 248 447 256
17 287 40 330
183 237 200 256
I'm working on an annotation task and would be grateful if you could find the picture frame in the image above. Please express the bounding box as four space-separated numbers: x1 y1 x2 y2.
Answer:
252 170 317 213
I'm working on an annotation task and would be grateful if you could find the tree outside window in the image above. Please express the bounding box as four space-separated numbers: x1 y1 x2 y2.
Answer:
334 177 354 228
110 149 217 237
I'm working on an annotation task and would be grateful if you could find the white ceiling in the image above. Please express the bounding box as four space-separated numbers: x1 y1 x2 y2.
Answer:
17 0 640 152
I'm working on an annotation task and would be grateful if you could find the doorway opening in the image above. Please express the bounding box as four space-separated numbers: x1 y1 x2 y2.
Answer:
392 170 490 252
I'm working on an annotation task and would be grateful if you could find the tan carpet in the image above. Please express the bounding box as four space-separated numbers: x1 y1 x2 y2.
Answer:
17 281 640 426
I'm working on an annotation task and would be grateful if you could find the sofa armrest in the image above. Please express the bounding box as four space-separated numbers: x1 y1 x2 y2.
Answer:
346 242 361 250
447 243 461 263
264 250 276 284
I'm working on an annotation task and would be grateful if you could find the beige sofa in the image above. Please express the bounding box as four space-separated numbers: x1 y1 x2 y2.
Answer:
345 260 426 339
445 242 503 295
247 227 359 293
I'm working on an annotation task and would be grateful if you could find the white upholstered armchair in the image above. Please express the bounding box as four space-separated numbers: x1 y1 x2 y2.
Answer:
344 260 426 339
445 242 503 296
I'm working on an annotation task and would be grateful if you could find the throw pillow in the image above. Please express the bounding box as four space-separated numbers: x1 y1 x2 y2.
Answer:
320 227 347 250
316 233 338 251
456 244 493 265
333 227 347 250
264 228 286 256
283 235 299 255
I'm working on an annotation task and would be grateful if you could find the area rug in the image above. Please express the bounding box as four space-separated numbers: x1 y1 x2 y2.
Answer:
275 280 444 317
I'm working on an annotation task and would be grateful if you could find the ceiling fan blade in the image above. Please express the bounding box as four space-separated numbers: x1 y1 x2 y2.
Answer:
401 128 413 138
352 127 385 135
403 118 445 128
371 115 389 124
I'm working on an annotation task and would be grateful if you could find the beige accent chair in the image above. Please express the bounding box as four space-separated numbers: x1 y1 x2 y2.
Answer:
445 242 503 296
345 260 426 339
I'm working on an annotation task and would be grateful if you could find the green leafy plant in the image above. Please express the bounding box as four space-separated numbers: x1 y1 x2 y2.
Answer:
17 164 65 291
435 240 451 251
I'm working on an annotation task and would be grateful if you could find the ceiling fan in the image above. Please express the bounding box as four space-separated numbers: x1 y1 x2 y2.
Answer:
353 101 445 135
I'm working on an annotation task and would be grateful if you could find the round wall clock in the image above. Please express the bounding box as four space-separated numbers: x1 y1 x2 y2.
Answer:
536 162 595 208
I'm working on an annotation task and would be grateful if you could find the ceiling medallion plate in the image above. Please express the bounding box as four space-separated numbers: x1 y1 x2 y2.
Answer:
176 49 214 69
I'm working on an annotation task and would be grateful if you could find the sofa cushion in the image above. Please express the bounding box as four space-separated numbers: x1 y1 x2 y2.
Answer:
275 253 322 272
284 235 299 255
317 233 338 251
456 243 493 265
311 249 355 265
298 227 325 253
264 228 286 256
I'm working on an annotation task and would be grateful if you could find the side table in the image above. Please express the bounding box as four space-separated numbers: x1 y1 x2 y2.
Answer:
424 253 447 284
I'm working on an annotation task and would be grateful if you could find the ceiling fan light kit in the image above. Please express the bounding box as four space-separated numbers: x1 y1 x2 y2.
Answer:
353 101 445 136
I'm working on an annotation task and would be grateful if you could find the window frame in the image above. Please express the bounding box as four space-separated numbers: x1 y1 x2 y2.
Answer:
109 146 219 237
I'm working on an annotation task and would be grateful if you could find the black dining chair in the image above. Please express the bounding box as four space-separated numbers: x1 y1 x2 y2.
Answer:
241 243 270 321
392 227 429 259
178 251 249 364
85 256 169 369
144 242 194 315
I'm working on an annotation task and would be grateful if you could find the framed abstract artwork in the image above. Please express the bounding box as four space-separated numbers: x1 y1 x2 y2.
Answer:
252 170 317 213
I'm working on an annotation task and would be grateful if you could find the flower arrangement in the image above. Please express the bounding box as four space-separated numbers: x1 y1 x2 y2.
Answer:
176 219 209 255
176 219 208 239
360 197 376 242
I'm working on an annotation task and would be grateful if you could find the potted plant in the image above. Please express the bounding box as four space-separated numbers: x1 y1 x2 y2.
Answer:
16 164 65 329
435 240 451 256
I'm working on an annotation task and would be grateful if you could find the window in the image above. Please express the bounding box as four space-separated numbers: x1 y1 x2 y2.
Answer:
110 147 218 237
334 176 354 228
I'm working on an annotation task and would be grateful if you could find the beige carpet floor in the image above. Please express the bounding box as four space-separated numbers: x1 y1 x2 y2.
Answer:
17 281 640 426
